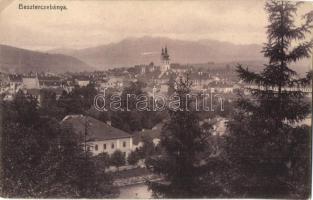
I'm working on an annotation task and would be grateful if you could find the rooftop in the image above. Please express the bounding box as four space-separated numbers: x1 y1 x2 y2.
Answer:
8 74 22 82
74 75 90 81
61 115 132 141
132 123 163 145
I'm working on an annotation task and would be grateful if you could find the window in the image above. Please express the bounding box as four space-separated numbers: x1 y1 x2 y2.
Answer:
103 143 106 150
95 144 98 151
123 141 126 147
111 143 114 149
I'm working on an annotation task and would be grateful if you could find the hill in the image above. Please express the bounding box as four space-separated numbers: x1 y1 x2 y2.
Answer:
0 45 92 73
49 36 266 69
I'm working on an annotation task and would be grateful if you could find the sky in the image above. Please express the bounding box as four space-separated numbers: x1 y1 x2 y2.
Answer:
0 0 312 50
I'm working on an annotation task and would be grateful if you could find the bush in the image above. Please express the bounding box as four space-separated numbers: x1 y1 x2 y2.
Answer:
93 152 111 169
127 151 140 165
110 150 125 169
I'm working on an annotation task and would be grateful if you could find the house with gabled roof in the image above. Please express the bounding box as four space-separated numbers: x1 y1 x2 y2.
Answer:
61 115 133 157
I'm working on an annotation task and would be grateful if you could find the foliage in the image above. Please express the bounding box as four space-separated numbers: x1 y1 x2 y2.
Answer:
111 81 165 132
57 83 97 116
146 76 215 198
0 92 117 198
127 151 141 165
39 89 64 120
11 90 39 126
110 150 126 169
93 152 111 170
226 1 312 198
138 134 160 159
167 72 176 96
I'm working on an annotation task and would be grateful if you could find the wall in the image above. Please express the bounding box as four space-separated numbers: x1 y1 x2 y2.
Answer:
87 137 133 157
77 80 90 87
23 78 40 89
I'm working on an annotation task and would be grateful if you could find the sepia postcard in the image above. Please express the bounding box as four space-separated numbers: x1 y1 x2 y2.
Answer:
0 0 312 199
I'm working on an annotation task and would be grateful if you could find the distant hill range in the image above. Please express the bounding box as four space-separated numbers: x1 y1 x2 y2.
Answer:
0 45 92 73
48 36 311 73
48 36 267 69
1 36 311 73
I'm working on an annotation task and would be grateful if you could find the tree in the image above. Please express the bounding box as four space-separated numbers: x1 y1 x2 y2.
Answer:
146 76 214 198
0 92 118 198
93 152 111 170
39 89 64 120
167 73 176 96
11 90 39 126
111 81 146 132
36 127 116 198
0 95 63 197
138 134 157 159
110 150 126 170
127 151 140 165
226 1 312 198
57 90 85 115
111 81 164 132
57 83 97 116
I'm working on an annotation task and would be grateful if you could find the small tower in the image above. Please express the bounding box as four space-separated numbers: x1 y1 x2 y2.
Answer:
160 46 170 72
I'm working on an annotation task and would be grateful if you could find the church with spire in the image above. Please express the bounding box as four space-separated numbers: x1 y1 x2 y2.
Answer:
160 46 170 72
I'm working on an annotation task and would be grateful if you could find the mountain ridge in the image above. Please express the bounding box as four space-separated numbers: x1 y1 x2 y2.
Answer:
47 36 267 69
0 44 92 73
1 36 310 74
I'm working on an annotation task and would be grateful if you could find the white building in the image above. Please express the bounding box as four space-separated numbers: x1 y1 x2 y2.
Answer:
61 115 133 157
75 76 90 87
100 77 124 89
22 76 40 89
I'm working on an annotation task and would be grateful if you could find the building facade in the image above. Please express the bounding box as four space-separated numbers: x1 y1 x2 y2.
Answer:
61 115 133 157
22 76 40 89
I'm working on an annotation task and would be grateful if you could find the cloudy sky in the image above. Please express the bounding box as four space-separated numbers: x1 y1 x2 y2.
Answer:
0 0 312 50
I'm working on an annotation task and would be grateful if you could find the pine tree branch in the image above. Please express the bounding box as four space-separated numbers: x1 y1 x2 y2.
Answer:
289 70 313 87
303 10 313 28
286 40 313 62
236 65 265 85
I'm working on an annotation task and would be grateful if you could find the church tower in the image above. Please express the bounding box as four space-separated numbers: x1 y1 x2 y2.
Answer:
160 46 170 72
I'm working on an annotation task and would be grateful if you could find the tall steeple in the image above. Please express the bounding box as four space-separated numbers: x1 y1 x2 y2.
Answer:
160 45 170 74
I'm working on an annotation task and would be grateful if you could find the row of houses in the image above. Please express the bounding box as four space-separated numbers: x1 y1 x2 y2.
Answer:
0 47 237 100
60 114 232 159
